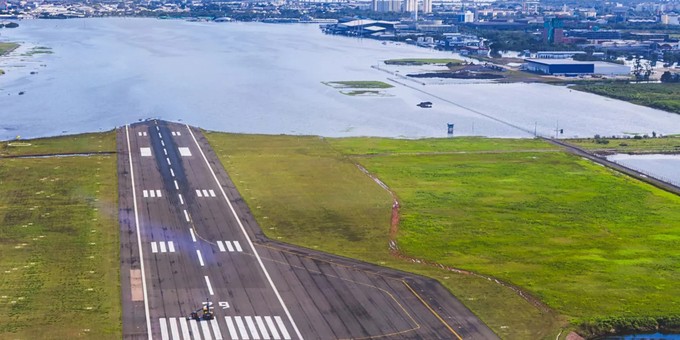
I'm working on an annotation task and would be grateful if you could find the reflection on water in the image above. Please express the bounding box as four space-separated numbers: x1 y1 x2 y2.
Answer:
2 18 680 140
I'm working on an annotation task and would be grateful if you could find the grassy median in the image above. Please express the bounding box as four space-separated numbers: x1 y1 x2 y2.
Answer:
0 132 120 339
572 83 680 115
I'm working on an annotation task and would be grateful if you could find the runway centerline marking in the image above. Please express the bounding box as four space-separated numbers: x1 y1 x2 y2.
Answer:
174 180 179 190
205 276 214 295
167 158 172 166
124 125 152 339
187 125 304 340
170 168 175 177
183 210 190 222
161 140 165 147
163 148 168 156
190 228 197 242
178 193 184 205
197 250 205 267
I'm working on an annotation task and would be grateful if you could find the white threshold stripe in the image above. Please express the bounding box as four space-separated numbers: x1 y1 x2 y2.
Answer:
178 317 191 340
211 319 223 340
225 241 234 252
209 189 216 197
150 190 156 198
202 189 209 197
197 250 205 266
124 125 152 339
170 317 181 340
159 242 167 253
274 317 291 340
189 320 202 340
160 317 170 340
205 276 214 295
264 317 280 340
168 241 175 253
234 241 243 252
157 190 162 197
143 190 148 198
196 189 203 197
187 124 304 340
255 316 271 340
178 194 184 205
200 321 213 340
151 242 158 254
217 241 225 252
184 210 190 222
235 317 249 340
174 180 179 190
245 317 260 340
190 228 197 242
225 317 239 340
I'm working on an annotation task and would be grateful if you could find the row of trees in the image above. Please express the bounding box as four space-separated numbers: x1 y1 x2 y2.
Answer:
660 71 680 83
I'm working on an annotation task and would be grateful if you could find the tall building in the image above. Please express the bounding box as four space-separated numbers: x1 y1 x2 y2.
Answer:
404 0 417 13
422 0 432 14
372 0 378 12
377 0 402 12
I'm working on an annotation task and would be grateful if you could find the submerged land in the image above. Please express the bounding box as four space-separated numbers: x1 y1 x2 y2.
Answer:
1 131 679 339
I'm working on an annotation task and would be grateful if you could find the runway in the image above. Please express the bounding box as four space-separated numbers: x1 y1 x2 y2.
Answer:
117 120 498 340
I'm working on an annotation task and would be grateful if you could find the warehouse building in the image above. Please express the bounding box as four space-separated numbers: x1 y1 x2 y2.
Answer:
523 59 630 76
524 59 594 75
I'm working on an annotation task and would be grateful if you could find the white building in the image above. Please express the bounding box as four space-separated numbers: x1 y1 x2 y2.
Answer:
422 0 432 14
661 14 679 25
404 0 417 12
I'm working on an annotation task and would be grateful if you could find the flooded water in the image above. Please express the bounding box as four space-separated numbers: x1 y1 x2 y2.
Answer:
607 154 680 185
2 18 680 140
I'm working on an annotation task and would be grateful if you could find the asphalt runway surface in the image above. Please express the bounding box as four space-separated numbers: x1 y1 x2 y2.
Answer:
118 120 498 340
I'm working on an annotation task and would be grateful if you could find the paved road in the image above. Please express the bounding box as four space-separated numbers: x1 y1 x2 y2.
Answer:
118 120 498 340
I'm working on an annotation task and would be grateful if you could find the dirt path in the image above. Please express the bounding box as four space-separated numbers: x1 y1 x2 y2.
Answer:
354 163 552 313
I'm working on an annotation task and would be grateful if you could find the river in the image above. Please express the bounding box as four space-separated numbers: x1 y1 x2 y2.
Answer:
2 18 680 140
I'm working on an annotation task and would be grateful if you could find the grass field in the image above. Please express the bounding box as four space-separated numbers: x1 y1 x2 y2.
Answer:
1 131 116 157
207 133 680 338
567 136 680 154
0 42 19 56
0 133 120 339
322 80 394 89
205 133 565 339
384 58 463 66
572 83 680 114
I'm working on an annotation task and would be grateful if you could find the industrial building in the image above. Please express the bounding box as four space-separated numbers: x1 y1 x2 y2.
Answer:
524 59 594 75
524 59 630 76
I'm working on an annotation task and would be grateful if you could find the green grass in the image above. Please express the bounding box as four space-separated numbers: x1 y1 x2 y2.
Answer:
339 90 389 97
205 132 564 339
354 150 680 321
1 131 116 157
572 83 680 114
330 136 558 155
21 46 53 56
384 58 463 66
0 42 19 56
567 136 680 153
0 135 120 339
323 80 394 89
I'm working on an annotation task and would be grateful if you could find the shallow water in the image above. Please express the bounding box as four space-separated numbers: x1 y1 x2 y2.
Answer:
2 18 680 140
607 154 680 185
